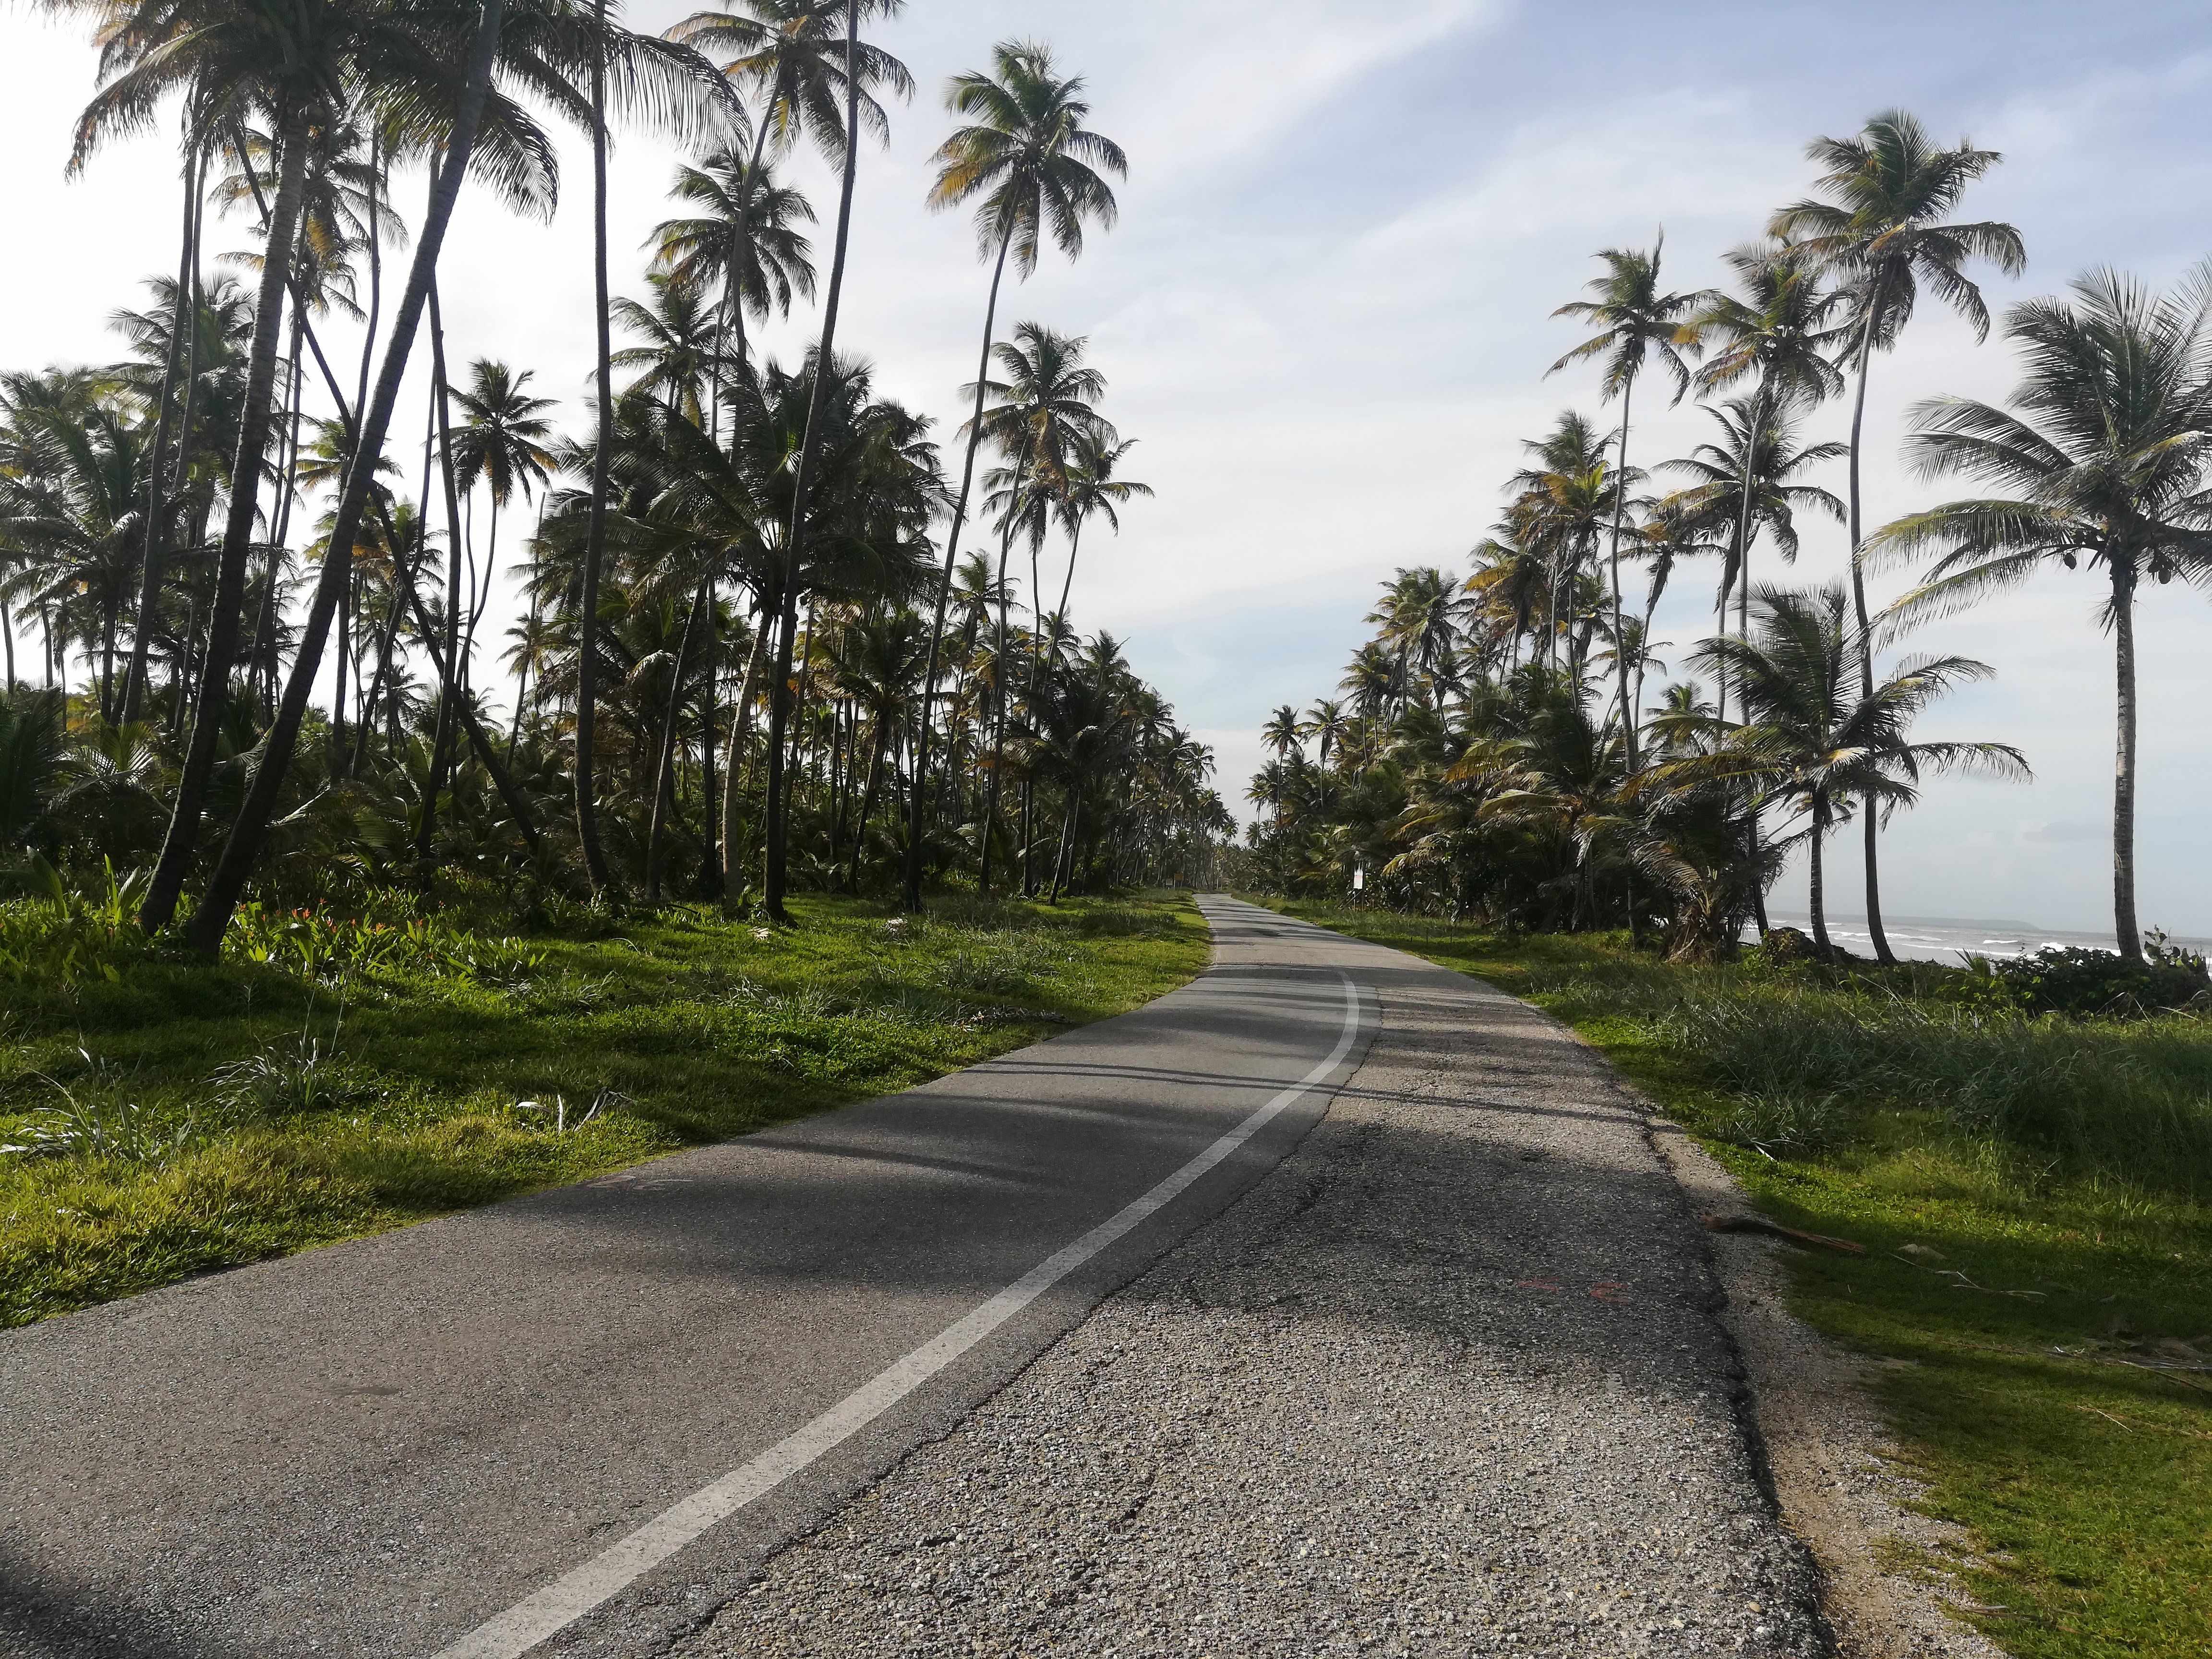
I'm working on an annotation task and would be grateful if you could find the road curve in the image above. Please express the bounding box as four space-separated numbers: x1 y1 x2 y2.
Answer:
0 897 1377 1659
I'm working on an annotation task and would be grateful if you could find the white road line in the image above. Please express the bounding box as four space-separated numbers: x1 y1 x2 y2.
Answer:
432 969 1366 1659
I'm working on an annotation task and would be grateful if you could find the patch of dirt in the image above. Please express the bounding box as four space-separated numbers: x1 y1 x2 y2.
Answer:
1646 1114 2007 1659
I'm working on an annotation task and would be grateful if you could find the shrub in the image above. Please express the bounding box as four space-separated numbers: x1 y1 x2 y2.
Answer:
1987 940 2210 1019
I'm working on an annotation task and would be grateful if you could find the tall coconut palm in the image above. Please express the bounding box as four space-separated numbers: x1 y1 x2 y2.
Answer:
1770 109 2025 965
448 358 555 679
70 0 348 930
669 0 910 917
119 133 206 724
1870 264 2212 961
184 0 521 951
1367 567 1468 711
1299 699 1351 770
965 321 1111 891
610 275 726 424
1668 584 2026 956
1659 397 1846 605
1689 240 1848 686
646 141 815 428
1050 429 1149 623
1548 238 1701 762
904 39 1126 908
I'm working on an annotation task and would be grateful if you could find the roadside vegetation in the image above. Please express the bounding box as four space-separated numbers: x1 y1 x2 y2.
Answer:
0 886 1207 1329
1260 899 2211 1659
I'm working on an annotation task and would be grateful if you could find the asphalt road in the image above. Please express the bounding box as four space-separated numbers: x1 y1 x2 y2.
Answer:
669 900 1826 1659
0 898 1378 1659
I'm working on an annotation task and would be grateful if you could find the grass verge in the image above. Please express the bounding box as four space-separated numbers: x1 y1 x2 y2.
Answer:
1260 898 2211 1659
0 890 1208 1328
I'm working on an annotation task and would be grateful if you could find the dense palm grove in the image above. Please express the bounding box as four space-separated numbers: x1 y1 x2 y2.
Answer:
0 0 1232 946
1243 109 2212 967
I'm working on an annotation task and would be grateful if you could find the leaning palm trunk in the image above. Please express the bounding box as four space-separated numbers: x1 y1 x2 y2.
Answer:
2112 559 2141 960
183 0 510 954
142 104 310 934
1607 370 1636 765
904 208 1017 910
420 281 468 863
573 0 617 894
762 0 863 922
1048 781 1082 902
721 614 771 912
121 144 202 724
647 580 712 901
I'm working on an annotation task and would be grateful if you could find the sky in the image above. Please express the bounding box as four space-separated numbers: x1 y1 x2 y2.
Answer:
4 0 2211 935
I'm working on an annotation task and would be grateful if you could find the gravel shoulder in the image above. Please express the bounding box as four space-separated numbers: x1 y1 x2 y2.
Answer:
671 901 1828 1658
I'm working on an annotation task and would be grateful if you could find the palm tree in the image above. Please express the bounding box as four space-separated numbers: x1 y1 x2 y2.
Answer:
905 39 1127 908
1549 238 1701 760
1689 240 1849 691
1771 109 2026 965
119 133 206 724
1870 264 2212 961
1659 397 1845 606
610 275 725 424
826 607 925 888
1050 429 1150 623
183 0 521 951
1262 704 1303 764
0 377 152 722
646 139 816 403
671 0 910 918
966 321 1112 891
1668 585 2026 956
1367 567 1467 711
668 0 907 913
448 358 555 681
70 0 368 930
1299 699 1350 771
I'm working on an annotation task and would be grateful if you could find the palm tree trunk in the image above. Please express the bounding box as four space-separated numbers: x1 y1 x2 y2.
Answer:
848 710 891 890
904 212 1017 911
1808 796 1832 959
647 581 711 901
257 311 306 722
421 281 467 863
183 0 509 952
721 613 770 912
573 0 616 895
1052 519 1085 628
142 102 309 934
356 389 440 778
122 143 201 724
1608 368 1637 766
465 491 499 673
1843 304 1897 964
763 0 862 923
1048 783 1081 903
2112 558 2142 961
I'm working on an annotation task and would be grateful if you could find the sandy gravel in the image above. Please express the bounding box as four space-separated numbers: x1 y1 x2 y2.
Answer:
673 905 1826 1658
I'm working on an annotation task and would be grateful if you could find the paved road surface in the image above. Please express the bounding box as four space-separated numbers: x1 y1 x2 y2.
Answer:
0 900 1370 1658
1 899 1824 1659
669 900 1823 1658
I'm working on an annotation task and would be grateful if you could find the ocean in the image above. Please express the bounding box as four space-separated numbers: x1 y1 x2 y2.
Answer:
1755 914 2212 966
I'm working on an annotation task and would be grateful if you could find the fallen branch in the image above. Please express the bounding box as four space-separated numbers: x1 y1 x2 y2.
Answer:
1702 1213 1866 1255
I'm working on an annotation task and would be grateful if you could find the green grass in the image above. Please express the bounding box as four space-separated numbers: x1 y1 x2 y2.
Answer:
1260 898 2212 1659
0 890 1209 1328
